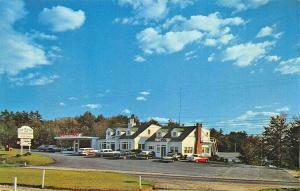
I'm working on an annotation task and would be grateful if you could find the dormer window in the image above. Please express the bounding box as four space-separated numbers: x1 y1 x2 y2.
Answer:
172 131 177 137
106 131 111 136
126 130 131 135
157 131 162 137
116 131 120 136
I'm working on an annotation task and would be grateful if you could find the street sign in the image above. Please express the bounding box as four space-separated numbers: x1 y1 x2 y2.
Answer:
20 139 31 146
18 126 33 139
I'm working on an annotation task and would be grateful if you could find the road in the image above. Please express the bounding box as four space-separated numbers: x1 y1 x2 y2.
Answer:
37 152 299 185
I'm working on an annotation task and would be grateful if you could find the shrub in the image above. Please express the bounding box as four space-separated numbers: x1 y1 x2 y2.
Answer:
24 152 31 156
16 154 21 158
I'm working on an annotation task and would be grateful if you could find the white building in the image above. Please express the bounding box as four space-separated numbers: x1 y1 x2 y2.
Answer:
145 123 215 158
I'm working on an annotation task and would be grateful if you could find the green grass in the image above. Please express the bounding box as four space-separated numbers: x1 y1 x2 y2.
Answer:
261 189 300 191
0 168 153 190
0 149 54 166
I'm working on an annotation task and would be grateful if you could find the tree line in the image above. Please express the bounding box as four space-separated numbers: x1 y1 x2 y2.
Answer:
0 110 299 169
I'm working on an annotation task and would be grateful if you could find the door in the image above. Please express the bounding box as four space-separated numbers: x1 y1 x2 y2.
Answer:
111 143 115 151
161 145 167 157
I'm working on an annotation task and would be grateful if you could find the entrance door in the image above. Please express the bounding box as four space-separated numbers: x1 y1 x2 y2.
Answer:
161 145 167 157
111 143 115 151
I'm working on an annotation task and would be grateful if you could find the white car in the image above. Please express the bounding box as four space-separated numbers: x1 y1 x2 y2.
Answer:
96 149 120 157
78 148 97 156
187 154 202 162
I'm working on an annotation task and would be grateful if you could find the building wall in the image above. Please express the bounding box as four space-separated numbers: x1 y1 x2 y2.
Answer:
182 129 196 156
133 124 161 150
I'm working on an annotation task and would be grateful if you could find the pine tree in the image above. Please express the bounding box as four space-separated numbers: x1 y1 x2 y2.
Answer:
262 115 290 168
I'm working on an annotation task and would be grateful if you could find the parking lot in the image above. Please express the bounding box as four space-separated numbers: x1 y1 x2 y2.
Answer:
37 152 297 183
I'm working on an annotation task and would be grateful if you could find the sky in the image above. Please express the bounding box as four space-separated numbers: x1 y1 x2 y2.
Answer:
0 0 299 134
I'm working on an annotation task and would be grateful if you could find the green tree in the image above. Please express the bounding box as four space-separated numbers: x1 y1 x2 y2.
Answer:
263 115 290 168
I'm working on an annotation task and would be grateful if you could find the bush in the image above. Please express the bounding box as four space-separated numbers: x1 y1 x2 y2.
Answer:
16 154 21 158
24 152 31 156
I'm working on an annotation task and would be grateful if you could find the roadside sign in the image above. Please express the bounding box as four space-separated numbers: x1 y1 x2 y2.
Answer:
20 139 31 146
18 126 33 139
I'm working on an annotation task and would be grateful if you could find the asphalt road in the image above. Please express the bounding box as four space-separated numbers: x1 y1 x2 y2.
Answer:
38 152 298 184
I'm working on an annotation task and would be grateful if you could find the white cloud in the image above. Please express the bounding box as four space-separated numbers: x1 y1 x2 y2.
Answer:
122 109 131 114
136 96 147 101
68 97 78 101
137 27 202 54
140 91 150 96
276 106 289 113
134 55 146 62
266 55 281 63
0 0 50 76
148 117 169 123
27 30 58 41
8 73 59 86
216 0 270 12
184 50 197 61
222 41 274 67
275 56 300 75
81 104 100 109
256 25 283 39
59 102 65 106
208 53 215 62
39 6 85 32
217 110 278 130
117 0 194 22
138 12 244 55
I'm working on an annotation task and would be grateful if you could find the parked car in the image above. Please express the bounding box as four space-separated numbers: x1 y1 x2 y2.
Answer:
78 148 98 156
37 145 60 152
195 157 209 163
187 154 202 162
96 149 121 157
120 151 136 159
136 151 155 160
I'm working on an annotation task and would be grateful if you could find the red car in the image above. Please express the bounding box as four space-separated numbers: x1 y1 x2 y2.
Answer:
195 157 209 163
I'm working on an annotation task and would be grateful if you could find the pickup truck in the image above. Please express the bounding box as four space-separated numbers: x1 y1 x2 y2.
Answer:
96 149 121 157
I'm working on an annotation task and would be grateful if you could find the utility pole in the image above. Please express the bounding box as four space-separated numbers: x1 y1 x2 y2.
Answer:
178 87 182 125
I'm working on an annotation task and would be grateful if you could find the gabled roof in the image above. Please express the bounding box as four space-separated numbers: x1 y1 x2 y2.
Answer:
146 126 196 142
119 124 148 139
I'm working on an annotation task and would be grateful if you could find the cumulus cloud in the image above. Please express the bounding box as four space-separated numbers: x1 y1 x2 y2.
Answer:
27 30 58 41
256 25 283 39
117 0 195 22
8 73 59 86
137 12 244 55
275 56 300 75
137 27 202 54
134 55 146 62
276 106 289 113
222 41 274 67
122 109 131 114
136 96 147 101
208 53 215 62
266 55 281 62
0 0 50 76
81 104 100 109
39 6 85 32
68 97 78 101
216 0 270 12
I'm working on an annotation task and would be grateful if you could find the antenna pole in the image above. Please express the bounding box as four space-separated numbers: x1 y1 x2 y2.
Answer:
179 87 182 125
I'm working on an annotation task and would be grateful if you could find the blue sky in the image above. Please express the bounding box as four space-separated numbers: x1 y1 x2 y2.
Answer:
0 0 299 133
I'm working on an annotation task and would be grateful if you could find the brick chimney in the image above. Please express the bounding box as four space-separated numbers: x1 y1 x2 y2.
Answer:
194 123 202 155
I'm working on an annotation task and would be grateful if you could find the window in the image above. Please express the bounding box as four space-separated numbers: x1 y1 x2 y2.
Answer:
156 145 161 153
157 131 162 137
172 131 177 137
116 131 120 136
202 147 209 153
121 142 128 150
148 146 154 150
148 129 151 135
138 144 145 150
184 147 193 154
170 146 179 153
127 130 131 135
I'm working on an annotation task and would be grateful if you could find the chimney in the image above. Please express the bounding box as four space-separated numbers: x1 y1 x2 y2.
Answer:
128 114 136 128
194 123 202 155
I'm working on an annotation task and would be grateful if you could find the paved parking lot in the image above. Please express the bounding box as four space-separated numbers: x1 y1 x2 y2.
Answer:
38 152 297 183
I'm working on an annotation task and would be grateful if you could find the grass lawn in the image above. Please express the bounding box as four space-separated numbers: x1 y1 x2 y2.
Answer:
0 149 54 166
261 189 300 191
0 167 153 190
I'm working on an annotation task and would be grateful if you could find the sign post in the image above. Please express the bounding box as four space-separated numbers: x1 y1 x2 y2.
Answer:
17 126 33 155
